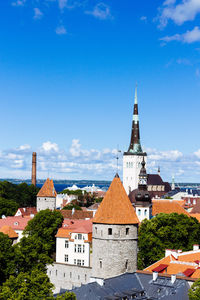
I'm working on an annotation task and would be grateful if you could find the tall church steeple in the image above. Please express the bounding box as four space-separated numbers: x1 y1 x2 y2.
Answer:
123 86 147 195
127 85 143 154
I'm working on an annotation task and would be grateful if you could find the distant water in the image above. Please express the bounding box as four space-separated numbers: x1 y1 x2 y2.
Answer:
33 181 110 192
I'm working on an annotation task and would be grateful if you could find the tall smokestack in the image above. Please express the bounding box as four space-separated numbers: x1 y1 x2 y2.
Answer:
32 152 36 186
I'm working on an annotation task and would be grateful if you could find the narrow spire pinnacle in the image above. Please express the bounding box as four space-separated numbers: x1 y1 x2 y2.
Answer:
126 84 143 154
134 83 138 105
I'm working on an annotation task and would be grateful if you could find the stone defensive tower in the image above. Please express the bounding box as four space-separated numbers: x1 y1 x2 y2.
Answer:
36 178 57 211
91 174 139 283
123 85 146 194
31 152 37 186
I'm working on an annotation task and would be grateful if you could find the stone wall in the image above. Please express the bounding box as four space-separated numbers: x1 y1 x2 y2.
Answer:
37 196 56 211
47 262 92 294
91 223 138 279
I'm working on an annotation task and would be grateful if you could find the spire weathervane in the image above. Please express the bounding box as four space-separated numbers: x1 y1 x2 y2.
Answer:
116 146 121 174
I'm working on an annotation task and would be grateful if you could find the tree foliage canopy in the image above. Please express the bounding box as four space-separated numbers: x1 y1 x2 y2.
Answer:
0 197 19 217
23 209 63 256
138 213 200 269
0 269 76 300
0 181 39 211
0 233 16 283
188 279 200 300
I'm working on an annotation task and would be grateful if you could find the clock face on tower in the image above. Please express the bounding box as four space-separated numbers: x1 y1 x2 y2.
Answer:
139 178 147 185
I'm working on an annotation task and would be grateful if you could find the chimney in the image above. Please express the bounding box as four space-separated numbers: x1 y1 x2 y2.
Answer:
193 244 199 251
32 152 37 186
153 272 158 281
171 274 176 284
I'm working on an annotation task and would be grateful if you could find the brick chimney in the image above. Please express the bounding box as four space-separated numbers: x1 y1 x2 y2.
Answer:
32 152 36 186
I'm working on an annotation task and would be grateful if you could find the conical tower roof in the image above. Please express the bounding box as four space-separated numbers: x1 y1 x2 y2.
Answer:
93 174 139 224
37 178 57 197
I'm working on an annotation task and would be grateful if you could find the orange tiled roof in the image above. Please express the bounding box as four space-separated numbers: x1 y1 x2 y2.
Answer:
145 249 200 279
0 216 31 230
152 199 190 217
190 214 200 222
0 225 18 238
37 178 57 197
93 174 139 224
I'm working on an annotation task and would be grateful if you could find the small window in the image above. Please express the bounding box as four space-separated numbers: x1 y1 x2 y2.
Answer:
82 260 85 266
65 240 69 248
77 244 82 253
78 275 80 280
64 254 68 262
74 259 76 265
74 244 77 252
126 228 129 235
144 209 147 216
125 259 128 270
108 228 112 235
56 270 57 276
77 259 81 266
138 209 141 216
85 274 87 281
95 227 97 234
78 234 82 240
100 260 102 268
70 272 72 278
101 230 103 237
64 273 65 277
83 245 85 253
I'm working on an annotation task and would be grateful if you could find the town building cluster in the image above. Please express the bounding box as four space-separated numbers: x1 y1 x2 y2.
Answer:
1 87 200 299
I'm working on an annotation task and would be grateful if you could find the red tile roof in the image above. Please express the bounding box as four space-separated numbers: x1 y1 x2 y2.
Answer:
0 216 31 231
152 264 168 272
59 210 93 220
93 175 139 224
183 268 196 277
56 219 92 238
37 178 57 197
15 207 37 217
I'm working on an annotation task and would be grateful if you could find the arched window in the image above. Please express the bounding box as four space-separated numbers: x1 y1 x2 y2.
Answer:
138 209 141 216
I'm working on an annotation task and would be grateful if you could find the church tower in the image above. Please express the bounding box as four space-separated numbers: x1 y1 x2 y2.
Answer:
134 158 152 222
36 178 57 211
91 174 139 283
123 86 146 195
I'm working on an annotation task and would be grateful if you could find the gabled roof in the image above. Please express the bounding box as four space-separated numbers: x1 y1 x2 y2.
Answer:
152 200 190 217
147 174 164 185
93 174 139 224
0 216 31 231
0 225 18 238
37 178 57 197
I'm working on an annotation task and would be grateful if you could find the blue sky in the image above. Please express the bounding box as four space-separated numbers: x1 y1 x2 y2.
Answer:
0 0 200 182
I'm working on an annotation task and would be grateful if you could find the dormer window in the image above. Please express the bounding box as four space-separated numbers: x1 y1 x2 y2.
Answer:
14 222 18 226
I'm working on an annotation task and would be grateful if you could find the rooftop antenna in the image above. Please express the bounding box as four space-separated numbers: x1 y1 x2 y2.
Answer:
116 145 121 174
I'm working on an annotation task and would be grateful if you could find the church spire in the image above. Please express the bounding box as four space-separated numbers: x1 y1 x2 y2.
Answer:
127 85 143 154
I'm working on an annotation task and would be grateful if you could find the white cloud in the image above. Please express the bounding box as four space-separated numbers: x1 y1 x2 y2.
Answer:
196 68 200 77
159 0 200 27
160 26 200 43
41 141 59 152
55 25 67 35
148 148 183 161
85 3 112 20
58 0 67 10
33 8 43 20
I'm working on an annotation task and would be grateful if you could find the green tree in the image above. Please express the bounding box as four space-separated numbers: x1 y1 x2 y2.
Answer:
188 278 200 300
23 209 63 255
62 203 82 210
0 197 18 217
14 236 52 274
0 270 76 300
138 213 200 269
0 232 16 283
